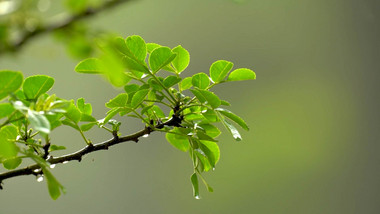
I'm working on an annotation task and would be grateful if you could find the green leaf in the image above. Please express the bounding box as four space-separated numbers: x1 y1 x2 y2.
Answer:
209 60 234 83
2 157 22 170
190 173 200 199
202 109 219 123
189 89 206 103
23 75 55 100
49 145 66 152
124 84 140 94
165 129 190 152
149 47 176 73
221 100 231 106
227 68 256 81
200 140 220 166
196 131 217 142
61 119 80 131
196 89 221 109
216 108 249 131
64 102 81 123
192 73 210 89
77 98 92 115
105 93 129 108
198 124 221 138
74 58 103 74
221 118 242 141
146 43 161 53
0 70 23 101
27 110 51 134
0 103 14 119
80 122 97 132
125 35 147 63
0 126 19 158
180 77 192 91
122 56 149 74
172 45 190 73
131 89 149 108
163 76 181 88
195 150 212 172
42 168 65 200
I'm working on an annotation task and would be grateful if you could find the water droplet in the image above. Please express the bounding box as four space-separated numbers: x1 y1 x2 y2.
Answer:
62 161 69 164
33 169 41 173
49 164 56 169
37 175 44 182
195 195 201 199
142 134 149 138
212 167 216 171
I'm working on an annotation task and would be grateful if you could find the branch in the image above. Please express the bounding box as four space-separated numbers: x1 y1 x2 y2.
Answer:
0 0 134 55
0 115 182 189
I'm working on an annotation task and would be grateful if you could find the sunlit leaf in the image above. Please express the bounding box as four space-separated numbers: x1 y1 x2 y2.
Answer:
165 129 190 152
192 73 210 89
227 68 256 81
105 93 129 108
75 58 104 74
0 103 14 119
27 110 51 134
216 108 249 131
163 75 181 88
209 60 233 83
149 47 176 73
180 77 192 91
131 89 149 108
172 45 190 73
0 70 23 101
23 75 54 100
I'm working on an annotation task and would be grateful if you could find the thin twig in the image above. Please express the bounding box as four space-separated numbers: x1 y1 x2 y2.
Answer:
0 115 182 189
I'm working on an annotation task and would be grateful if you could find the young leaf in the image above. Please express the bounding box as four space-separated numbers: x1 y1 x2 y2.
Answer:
180 77 192 91
227 68 256 81
189 89 206 103
0 126 19 158
0 70 23 101
192 73 210 89
124 84 140 94
64 102 81 123
196 89 221 109
163 76 181 88
209 60 233 83
77 98 92 115
165 130 190 152
190 173 200 199
125 35 147 63
2 157 22 170
74 58 104 74
149 47 176 73
42 168 65 200
23 75 54 100
131 89 149 108
172 45 190 73
146 43 161 53
200 140 220 166
0 103 14 119
221 118 242 141
198 124 221 138
215 108 249 131
105 93 129 108
27 110 51 134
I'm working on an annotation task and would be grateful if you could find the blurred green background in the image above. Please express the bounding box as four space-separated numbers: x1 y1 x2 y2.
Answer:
1 0 379 213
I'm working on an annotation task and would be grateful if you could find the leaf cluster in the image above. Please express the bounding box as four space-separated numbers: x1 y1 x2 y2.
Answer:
0 35 255 200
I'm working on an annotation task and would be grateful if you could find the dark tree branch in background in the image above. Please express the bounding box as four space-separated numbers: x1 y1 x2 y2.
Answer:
0 0 134 55
0 116 182 189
